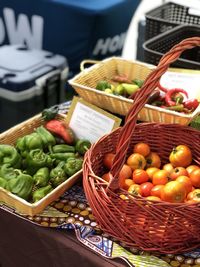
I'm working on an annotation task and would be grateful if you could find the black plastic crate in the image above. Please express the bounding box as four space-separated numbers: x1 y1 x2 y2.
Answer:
143 25 200 69
145 2 200 40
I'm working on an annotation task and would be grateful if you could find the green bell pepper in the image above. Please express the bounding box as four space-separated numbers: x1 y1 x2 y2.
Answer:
33 167 50 187
0 164 21 181
16 133 43 157
36 126 56 149
0 177 7 189
0 144 21 168
32 184 53 202
75 139 91 155
64 158 83 177
50 161 67 187
7 171 34 200
25 149 53 175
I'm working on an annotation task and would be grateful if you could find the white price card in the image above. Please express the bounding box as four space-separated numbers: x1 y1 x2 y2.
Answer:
160 68 200 101
65 97 122 143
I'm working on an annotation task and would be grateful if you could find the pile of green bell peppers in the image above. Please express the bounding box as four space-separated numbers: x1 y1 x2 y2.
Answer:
0 128 91 203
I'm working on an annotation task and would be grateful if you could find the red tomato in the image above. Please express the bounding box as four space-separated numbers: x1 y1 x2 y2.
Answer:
161 181 186 203
162 163 174 174
119 164 133 188
103 153 115 169
176 175 193 194
152 170 168 185
189 169 200 188
169 167 188 181
169 145 192 167
133 142 150 157
127 153 146 170
186 165 200 175
187 189 200 202
150 185 165 198
146 167 159 181
140 182 154 197
102 172 112 183
122 179 134 190
132 169 149 184
146 196 161 202
145 152 161 169
128 184 142 196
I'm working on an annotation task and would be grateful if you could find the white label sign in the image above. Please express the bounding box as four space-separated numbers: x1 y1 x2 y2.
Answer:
67 98 121 143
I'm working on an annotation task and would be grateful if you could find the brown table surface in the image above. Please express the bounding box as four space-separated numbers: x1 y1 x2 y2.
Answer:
0 208 128 267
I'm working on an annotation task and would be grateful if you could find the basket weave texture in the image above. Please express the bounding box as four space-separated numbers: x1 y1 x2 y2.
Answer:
83 37 200 254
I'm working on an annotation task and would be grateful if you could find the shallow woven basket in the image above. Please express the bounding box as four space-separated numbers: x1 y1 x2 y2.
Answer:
83 37 200 254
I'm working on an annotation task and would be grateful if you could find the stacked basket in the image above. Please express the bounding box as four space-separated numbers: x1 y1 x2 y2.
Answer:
82 37 200 254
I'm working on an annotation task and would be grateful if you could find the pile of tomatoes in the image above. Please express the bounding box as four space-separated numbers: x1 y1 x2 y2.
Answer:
102 143 200 203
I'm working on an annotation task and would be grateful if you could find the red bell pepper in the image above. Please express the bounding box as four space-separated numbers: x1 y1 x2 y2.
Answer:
183 98 199 110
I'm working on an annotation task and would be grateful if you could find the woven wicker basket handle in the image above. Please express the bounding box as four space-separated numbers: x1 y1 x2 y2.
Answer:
80 59 100 71
109 37 200 191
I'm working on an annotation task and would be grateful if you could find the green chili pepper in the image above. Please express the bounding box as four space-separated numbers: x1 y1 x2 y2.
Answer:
33 167 50 187
50 152 76 162
75 139 91 155
0 164 21 181
7 171 34 200
0 144 21 168
36 126 56 149
52 144 75 153
50 161 67 187
132 78 144 88
166 104 184 112
0 177 7 189
32 184 53 203
64 158 83 177
25 149 53 175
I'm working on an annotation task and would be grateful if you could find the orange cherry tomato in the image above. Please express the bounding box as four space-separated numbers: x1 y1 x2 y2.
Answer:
119 164 133 188
169 167 188 181
128 184 142 196
161 181 186 203
146 167 159 181
146 152 161 168
103 153 115 169
122 179 134 190
176 175 193 194
140 182 154 197
146 196 161 202
132 169 149 184
150 184 165 198
186 165 200 175
127 153 146 170
152 170 168 185
189 169 200 188
133 142 151 157
169 145 192 167
162 163 174 174
187 189 200 202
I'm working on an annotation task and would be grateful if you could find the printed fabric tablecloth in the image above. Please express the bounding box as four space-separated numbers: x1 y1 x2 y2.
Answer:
1 182 200 267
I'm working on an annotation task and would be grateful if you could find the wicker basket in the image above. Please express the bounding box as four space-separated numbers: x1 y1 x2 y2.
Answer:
83 37 200 254
69 57 200 125
0 114 82 216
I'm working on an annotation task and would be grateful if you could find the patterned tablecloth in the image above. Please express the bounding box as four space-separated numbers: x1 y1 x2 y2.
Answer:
1 182 200 267
1 101 200 267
